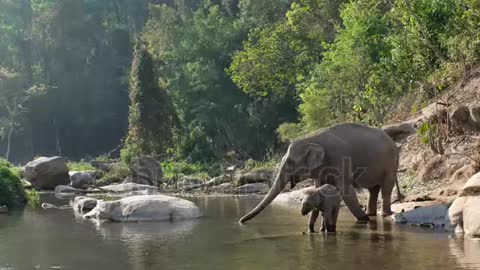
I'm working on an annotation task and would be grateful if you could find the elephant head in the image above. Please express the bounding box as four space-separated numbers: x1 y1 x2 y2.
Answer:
300 188 322 216
239 141 325 224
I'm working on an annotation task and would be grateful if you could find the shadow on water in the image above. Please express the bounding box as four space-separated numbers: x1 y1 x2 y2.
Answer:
0 194 479 270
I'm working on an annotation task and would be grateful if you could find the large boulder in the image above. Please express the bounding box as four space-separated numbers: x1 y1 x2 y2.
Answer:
99 183 158 193
69 171 99 189
382 123 416 141
22 156 70 190
123 156 163 187
448 196 480 237
469 103 480 128
83 195 201 222
448 172 480 237
234 183 269 194
459 171 480 196
272 188 308 208
450 105 480 132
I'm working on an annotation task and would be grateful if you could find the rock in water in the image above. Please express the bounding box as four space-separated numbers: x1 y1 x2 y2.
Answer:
22 156 70 190
272 188 310 207
448 196 480 237
72 196 98 214
0 205 8 214
448 172 480 237
69 171 98 189
124 156 163 187
83 195 201 222
392 204 449 227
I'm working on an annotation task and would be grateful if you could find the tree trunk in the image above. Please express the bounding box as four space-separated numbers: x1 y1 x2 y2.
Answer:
402 0 447 62
5 121 14 161
19 0 33 87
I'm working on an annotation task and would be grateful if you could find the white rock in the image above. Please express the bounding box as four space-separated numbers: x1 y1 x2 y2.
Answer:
83 195 201 222
392 204 449 227
448 196 480 237
72 196 98 214
460 171 480 196
272 188 309 208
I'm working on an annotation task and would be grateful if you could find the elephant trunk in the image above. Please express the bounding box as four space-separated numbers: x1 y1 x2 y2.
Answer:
239 168 288 224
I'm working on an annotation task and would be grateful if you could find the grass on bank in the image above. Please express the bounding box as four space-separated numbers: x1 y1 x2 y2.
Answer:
0 159 39 208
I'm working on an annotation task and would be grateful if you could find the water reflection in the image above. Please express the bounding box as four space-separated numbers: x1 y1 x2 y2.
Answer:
449 237 480 269
0 194 479 270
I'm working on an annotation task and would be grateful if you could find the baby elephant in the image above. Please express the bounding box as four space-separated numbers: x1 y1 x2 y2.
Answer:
301 184 342 233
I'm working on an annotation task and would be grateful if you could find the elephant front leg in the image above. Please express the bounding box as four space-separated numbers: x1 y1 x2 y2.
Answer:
367 186 380 216
342 185 369 222
308 210 319 233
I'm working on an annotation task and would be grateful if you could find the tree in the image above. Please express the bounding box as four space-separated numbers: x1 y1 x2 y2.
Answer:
121 42 177 164
0 67 45 161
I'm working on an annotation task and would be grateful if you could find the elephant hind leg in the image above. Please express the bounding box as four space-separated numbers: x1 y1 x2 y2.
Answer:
381 174 396 216
367 186 380 216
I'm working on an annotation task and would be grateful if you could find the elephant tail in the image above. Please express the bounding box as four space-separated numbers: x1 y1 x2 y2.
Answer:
394 175 404 202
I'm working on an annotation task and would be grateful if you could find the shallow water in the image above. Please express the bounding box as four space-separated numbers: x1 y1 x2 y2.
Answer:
1 194 479 270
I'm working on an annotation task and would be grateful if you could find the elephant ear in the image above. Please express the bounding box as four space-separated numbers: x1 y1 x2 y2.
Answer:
303 143 325 170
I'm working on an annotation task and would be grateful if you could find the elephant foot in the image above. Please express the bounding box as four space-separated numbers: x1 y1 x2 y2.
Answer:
326 225 336 233
309 224 316 233
382 211 394 217
356 215 370 223
367 212 377 217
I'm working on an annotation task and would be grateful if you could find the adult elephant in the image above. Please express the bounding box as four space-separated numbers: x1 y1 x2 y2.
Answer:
239 123 401 224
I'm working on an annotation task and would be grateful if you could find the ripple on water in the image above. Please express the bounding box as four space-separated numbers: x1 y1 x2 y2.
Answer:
0 195 479 270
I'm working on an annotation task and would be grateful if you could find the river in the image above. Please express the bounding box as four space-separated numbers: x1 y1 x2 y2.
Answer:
0 194 479 270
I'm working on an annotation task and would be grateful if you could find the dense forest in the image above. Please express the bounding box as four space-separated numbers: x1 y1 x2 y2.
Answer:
1 0 479 168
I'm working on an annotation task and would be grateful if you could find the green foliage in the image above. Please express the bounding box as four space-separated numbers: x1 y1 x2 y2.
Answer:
418 122 431 145
277 122 306 142
0 161 26 208
25 189 40 208
418 121 439 145
243 158 279 170
3 0 480 169
97 162 130 186
121 42 177 164
162 160 215 180
67 161 95 172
